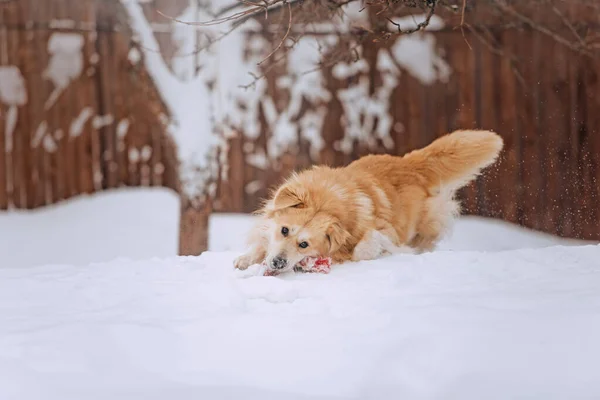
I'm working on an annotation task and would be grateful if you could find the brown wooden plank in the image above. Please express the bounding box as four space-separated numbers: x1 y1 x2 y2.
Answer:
90 31 103 194
111 23 131 188
542 38 570 237
583 57 600 240
571 58 591 240
220 136 245 212
536 36 556 235
25 0 45 208
575 62 592 240
406 75 423 154
52 0 68 203
475 32 502 219
516 30 541 231
430 31 451 142
392 71 410 157
0 99 6 208
562 50 580 238
33 1 52 206
78 0 99 195
496 29 520 224
62 0 78 200
451 31 478 215
95 0 118 189
116 36 132 188
150 124 163 187
0 5 8 209
7 7 26 209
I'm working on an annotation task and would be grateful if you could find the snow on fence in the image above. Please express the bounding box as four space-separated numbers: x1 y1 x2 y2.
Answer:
0 0 599 248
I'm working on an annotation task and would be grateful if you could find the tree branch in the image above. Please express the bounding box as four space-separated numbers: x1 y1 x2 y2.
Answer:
386 0 438 35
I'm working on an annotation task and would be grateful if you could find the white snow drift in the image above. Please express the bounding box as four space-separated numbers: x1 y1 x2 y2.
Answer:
0 246 599 400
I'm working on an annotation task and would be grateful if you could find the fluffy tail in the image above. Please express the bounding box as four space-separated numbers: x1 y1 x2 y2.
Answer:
403 129 504 191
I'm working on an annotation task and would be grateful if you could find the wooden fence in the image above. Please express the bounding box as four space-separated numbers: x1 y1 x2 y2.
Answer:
1 0 599 242
0 0 179 211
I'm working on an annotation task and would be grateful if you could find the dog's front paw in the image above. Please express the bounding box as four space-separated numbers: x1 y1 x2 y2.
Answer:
234 254 253 270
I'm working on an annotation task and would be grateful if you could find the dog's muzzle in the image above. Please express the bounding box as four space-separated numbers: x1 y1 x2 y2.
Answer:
271 256 288 270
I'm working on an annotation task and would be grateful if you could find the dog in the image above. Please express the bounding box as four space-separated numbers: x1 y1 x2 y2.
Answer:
234 129 503 274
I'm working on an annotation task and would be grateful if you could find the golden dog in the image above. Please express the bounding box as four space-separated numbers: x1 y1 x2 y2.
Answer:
234 129 503 274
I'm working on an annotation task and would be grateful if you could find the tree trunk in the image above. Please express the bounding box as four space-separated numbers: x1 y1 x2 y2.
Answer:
178 196 211 256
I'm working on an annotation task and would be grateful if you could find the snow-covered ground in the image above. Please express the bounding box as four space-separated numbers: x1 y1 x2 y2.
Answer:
1 189 599 399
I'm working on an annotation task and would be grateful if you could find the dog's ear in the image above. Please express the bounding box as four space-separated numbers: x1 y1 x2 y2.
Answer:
326 221 351 253
263 185 306 217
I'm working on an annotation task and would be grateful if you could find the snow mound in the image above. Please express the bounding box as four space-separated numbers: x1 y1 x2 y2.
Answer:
1 246 599 399
0 188 180 269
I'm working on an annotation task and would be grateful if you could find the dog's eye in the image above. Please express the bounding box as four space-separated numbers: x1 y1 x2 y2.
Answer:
281 227 289 236
299 241 309 249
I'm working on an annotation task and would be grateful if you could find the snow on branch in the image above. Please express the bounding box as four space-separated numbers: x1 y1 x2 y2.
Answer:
121 0 226 201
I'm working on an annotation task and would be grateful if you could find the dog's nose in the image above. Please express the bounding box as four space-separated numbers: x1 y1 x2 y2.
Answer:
271 256 288 270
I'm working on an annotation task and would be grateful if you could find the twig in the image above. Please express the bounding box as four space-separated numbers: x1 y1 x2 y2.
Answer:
231 0 305 28
459 0 472 49
258 1 292 65
386 0 437 34
551 4 586 48
491 0 595 57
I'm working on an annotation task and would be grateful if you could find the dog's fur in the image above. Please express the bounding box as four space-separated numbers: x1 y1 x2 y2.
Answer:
234 129 504 273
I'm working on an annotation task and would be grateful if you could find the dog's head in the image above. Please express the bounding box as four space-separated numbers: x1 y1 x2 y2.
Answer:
259 176 351 273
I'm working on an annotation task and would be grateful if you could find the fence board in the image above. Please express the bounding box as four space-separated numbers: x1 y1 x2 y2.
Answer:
28 0 47 208
77 11 99 196
547 39 570 235
0 5 7 209
584 59 600 240
516 31 540 230
7 13 26 209
476 33 501 218
392 73 410 157
452 33 478 214
496 30 520 224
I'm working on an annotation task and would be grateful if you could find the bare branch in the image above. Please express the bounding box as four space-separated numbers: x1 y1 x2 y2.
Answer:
491 0 596 57
258 1 293 66
550 4 586 48
386 0 438 35
459 0 472 49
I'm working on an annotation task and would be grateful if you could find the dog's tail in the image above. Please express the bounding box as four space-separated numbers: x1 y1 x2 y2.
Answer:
403 129 504 191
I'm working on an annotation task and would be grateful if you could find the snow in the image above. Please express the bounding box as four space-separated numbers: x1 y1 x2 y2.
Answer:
91 114 114 130
0 189 180 269
121 0 217 199
0 244 598 398
127 47 141 65
0 65 27 106
31 121 48 148
69 107 94 138
3 105 18 153
390 33 451 85
332 13 450 155
116 118 130 139
387 14 446 32
42 134 58 153
44 33 84 110
0 189 599 399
